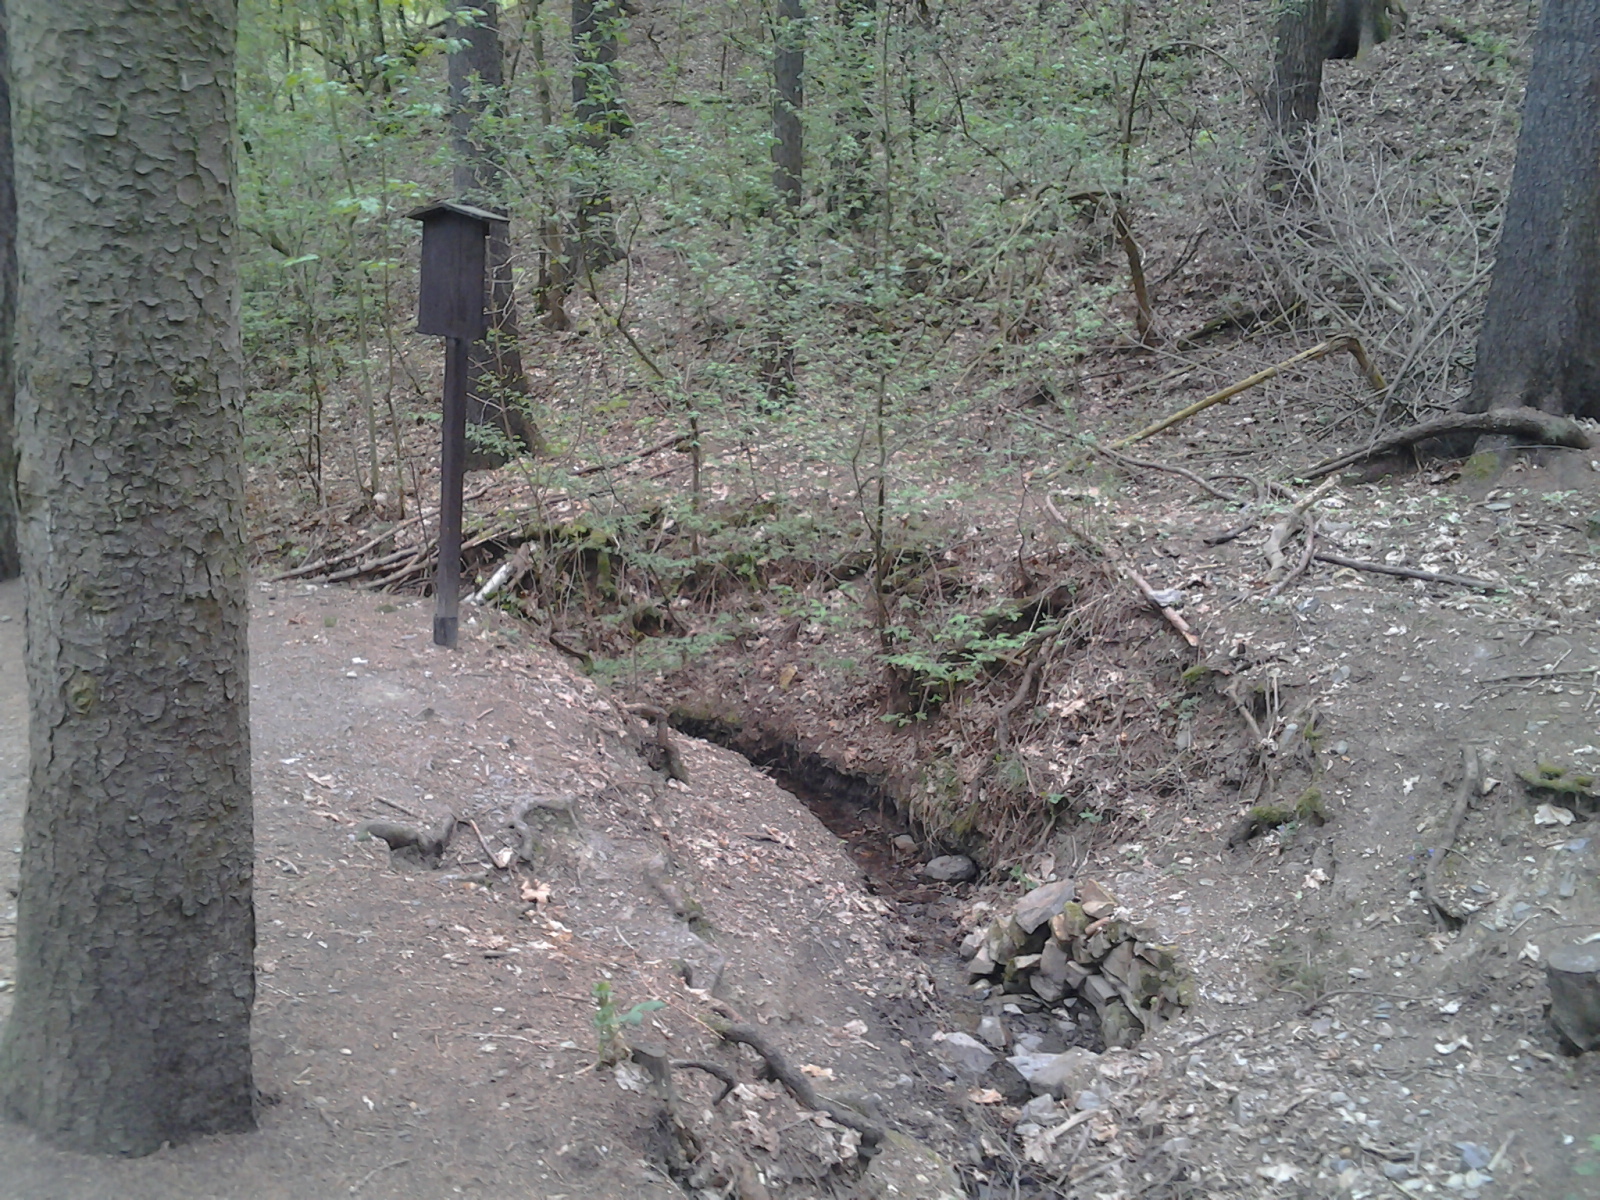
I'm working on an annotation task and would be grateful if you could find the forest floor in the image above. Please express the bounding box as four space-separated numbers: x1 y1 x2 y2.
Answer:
10 432 1600 1200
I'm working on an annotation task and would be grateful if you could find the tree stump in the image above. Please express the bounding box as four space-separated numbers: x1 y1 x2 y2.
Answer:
1547 943 1600 1053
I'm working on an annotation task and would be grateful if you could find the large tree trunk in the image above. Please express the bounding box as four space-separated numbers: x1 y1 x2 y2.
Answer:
0 0 15 583
1465 0 1600 419
447 1 542 467
571 0 628 273
0 0 256 1155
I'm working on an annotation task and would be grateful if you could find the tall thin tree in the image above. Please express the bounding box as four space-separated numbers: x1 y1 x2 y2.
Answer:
761 0 805 402
447 1 542 464
0 0 15 583
1465 0 1600 419
0 0 256 1154
571 0 628 272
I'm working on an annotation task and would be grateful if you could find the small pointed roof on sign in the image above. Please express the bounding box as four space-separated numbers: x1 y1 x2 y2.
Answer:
405 200 509 226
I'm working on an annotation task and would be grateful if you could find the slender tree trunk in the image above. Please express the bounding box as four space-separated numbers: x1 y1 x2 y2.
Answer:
1267 0 1330 137
1465 0 1600 419
571 0 628 273
448 1 542 466
762 0 804 403
0 0 15 583
828 0 876 222
527 0 571 330
0 0 256 1156
772 0 804 211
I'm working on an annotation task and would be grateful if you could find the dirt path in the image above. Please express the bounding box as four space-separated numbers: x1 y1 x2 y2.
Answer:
0 580 965 1200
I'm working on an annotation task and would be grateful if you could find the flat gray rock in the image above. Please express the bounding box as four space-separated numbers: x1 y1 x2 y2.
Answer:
1014 878 1077 933
921 854 977 883
1008 1047 1100 1099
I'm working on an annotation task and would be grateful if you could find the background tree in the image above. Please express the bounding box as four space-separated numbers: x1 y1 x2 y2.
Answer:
1266 0 1397 195
1465 0 1600 419
447 1 542 464
0 0 256 1155
0 0 15 583
571 0 629 272
760 0 805 402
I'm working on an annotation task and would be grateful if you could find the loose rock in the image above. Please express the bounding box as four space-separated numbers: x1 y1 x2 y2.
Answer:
921 854 978 883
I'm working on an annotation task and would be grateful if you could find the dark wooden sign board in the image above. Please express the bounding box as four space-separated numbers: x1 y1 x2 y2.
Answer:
406 201 508 649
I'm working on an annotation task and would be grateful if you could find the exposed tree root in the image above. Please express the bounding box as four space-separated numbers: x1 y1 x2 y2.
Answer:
1423 747 1479 930
709 1017 885 1163
358 815 458 867
1304 407 1593 479
629 703 689 782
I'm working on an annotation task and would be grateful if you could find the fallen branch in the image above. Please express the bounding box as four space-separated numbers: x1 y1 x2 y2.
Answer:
1127 567 1199 647
1424 748 1479 930
1312 551 1503 592
267 486 493 582
468 544 532 607
1111 335 1383 449
1304 407 1593 479
572 432 686 477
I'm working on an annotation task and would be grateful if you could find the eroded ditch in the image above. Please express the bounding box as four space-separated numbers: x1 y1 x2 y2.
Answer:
668 712 1129 1067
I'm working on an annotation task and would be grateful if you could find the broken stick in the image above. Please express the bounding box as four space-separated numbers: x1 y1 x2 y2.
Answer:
1313 552 1502 591
1111 335 1384 450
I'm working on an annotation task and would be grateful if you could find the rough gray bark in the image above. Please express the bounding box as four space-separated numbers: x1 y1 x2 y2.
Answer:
571 0 628 273
1465 0 1600 420
0 0 16 583
0 0 256 1156
446 2 542 465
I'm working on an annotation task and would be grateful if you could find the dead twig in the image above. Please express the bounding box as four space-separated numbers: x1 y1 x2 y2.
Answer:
1042 492 1198 648
1305 407 1593 479
460 818 505 868
1089 438 1246 503
1312 552 1503 592
1127 567 1199 647
1265 516 1317 598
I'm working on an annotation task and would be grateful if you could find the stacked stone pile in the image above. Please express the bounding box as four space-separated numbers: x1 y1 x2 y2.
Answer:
958 878 1191 1048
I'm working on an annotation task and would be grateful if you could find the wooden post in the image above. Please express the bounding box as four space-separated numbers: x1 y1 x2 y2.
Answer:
435 334 469 648
406 201 506 649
